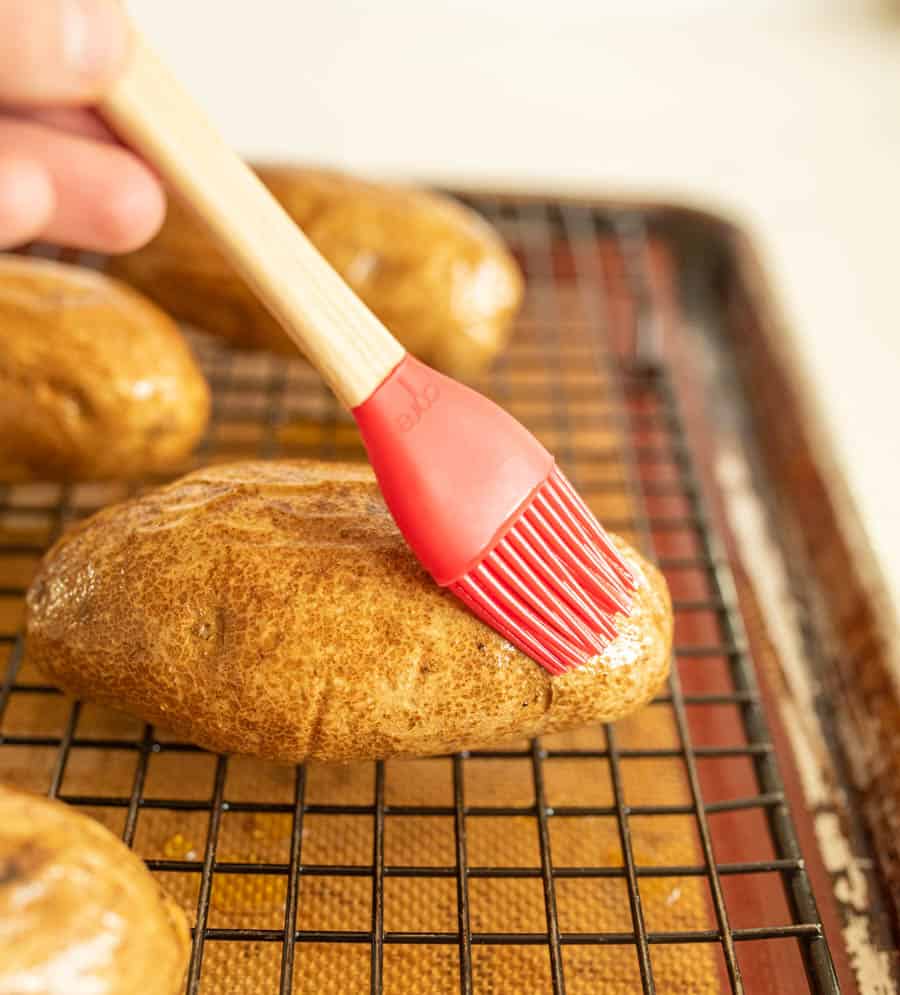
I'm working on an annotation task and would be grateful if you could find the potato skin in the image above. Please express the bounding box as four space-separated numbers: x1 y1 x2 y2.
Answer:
109 166 523 379
0 784 189 995
25 460 672 764
0 255 210 482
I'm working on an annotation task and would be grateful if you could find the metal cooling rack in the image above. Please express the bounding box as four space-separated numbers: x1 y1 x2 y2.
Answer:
0 196 840 994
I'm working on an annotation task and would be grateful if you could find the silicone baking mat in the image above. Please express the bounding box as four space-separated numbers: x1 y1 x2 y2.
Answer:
0 197 839 993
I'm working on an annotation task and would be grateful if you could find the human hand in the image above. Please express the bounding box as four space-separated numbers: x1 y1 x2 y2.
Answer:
0 0 165 252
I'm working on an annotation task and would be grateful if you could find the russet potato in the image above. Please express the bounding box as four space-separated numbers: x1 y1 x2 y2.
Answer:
25 460 672 763
110 166 523 379
0 256 210 482
0 784 189 995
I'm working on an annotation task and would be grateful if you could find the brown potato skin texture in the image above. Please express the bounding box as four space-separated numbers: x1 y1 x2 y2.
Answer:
0 784 189 995
25 461 672 763
109 166 524 379
0 255 210 482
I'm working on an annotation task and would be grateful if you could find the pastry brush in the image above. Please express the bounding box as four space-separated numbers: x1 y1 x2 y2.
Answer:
99 29 636 675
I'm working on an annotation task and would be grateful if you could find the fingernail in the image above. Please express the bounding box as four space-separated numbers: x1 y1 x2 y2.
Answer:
63 0 130 86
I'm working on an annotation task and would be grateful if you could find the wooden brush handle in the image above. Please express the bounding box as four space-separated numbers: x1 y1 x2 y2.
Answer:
101 30 404 409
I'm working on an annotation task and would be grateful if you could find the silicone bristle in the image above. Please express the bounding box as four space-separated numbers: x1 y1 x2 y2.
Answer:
450 467 637 675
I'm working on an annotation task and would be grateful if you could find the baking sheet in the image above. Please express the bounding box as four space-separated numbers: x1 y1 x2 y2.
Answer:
0 198 853 993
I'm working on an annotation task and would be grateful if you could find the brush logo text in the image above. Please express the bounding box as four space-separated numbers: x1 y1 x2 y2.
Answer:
396 378 440 432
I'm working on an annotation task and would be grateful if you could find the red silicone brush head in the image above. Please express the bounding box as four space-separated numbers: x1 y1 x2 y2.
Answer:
451 466 634 675
353 354 637 675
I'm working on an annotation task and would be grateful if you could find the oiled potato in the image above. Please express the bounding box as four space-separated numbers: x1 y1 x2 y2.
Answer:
25 460 671 763
110 166 523 379
0 255 210 482
0 784 189 995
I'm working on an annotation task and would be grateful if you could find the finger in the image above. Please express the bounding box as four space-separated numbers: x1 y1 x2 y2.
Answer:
0 116 165 253
1 106 118 144
0 0 130 105
0 157 56 249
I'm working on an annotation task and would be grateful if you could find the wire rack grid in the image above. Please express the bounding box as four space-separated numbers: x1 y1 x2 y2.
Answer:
0 196 839 995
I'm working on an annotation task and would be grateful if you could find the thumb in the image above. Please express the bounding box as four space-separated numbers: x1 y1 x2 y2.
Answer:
0 0 130 105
